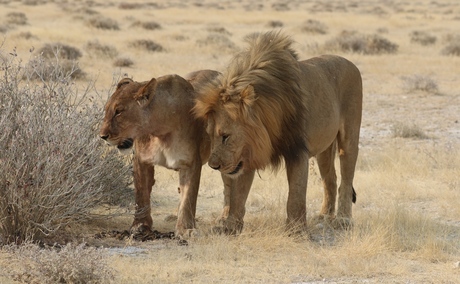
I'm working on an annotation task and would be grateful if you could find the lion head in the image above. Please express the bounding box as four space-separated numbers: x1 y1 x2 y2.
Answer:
193 31 307 177
100 75 195 154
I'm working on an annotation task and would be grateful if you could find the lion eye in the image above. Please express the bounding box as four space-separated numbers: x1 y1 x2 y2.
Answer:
114 109 122 117
222 134 229 145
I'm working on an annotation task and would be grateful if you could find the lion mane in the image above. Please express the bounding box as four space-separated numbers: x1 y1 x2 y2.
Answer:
194 31 309 170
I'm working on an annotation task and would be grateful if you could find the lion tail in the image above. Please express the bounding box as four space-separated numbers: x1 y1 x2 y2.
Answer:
352 187 357 204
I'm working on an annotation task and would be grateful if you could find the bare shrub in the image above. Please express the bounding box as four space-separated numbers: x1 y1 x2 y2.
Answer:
113 57 134 67
410 31 437 46
266 20 283 28
0 49 132 245
300 19 328 34
131 20 161 30
441 40 460 56
28 43 85 80
5 243 114 283
0 25 9 34
119 2 144 9
196 34 237 52
129 39 164 52
37 42 82 60
391 122 428 139
6 12 28 25
85 40 118 59
325 30 398 54
87 16 120 30
14 31 37 40
206 26 231 35
401 74 439 93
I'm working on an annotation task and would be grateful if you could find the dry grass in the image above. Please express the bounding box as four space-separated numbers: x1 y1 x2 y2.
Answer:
324 30 398 54
3 243 113 283
0 0 459 283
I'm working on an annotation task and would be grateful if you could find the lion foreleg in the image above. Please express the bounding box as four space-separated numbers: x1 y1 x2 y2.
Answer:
175 162 201 238
215 170 255 235
285 156 309 232
132 153 155 233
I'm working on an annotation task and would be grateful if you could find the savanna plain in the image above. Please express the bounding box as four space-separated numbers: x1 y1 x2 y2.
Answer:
0 0 459 283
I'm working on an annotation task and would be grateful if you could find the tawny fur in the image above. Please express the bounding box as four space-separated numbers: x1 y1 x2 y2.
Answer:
194 31 362 233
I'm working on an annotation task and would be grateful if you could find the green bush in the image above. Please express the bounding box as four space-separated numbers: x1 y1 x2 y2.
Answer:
0 48 132 245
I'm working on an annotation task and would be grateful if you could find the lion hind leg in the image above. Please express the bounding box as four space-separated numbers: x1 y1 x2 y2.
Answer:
335 128 360 228
316 141 338 219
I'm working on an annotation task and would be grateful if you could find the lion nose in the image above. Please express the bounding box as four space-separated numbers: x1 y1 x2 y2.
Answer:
100 135 109 140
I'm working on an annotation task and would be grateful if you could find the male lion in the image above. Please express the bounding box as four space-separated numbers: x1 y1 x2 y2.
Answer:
100 70 219 238
193 31 362 234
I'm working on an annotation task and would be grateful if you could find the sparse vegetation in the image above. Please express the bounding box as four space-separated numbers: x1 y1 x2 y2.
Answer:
402 74 439 93
129 39 164 52
0 49 131 245
130 20 162 30
85 40 118 59
441 39 460 56
267 20 283 28
5 243 113 283
300 19 328 34
113 56 134 67
410 31 437 45
6 12 28 25
196 34 237 52
29 43 85 79
87 16 120 30
325 30 398 54
391 122 429 139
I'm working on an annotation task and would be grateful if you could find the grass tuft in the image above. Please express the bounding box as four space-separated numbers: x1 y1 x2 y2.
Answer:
129 39 164 52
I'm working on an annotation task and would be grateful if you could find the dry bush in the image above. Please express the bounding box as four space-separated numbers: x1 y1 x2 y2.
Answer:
129 39 164 52
113 57 134 67
37 42 82 60
14 31 37 40
5 243 113 283
324 30 398 54
391 122 428 139
87 16 120 30
0 48 132 245
206 26 231 35
410 31 437 46
196 34 237 52
300 19 328 34
401 74 439 93
85 40 118 59
441 40 460 56
131 20 162 30
6 12 28 25
266 20 283 28
28 43 85 80
119 2 144 9
0 25 8 34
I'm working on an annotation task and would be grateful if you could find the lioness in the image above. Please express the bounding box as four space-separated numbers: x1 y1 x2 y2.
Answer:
100 70 219 238
194 31 362 234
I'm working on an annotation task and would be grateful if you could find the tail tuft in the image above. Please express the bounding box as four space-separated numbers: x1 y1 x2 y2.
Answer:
352 187 357 204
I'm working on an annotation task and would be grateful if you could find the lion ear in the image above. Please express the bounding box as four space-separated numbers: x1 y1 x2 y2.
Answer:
240 84 256 107
135 78 157 104
116 78 133 90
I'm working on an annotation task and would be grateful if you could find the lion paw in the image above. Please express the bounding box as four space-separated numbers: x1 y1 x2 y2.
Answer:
331 217 354 230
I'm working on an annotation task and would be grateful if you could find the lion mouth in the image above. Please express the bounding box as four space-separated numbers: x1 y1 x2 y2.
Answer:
228 161 243 175
117 138 134 150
